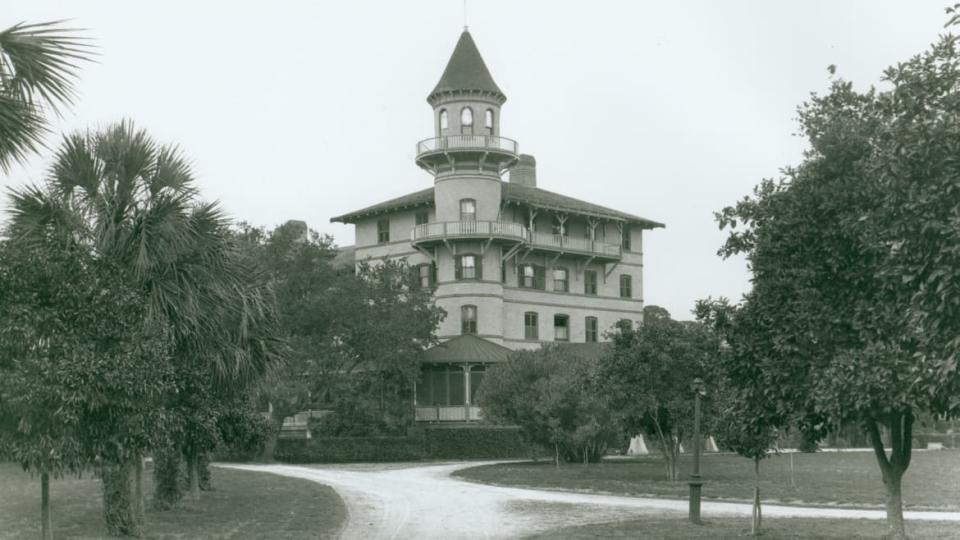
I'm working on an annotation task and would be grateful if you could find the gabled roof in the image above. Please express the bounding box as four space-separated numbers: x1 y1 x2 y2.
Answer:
429 31 505 102
329 187 434 224
329 184 664 228
422 334 511 364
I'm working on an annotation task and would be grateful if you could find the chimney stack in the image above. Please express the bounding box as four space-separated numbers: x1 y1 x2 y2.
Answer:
510 154 536 187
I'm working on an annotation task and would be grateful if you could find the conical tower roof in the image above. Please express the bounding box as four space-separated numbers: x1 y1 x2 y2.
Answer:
428 30 505 103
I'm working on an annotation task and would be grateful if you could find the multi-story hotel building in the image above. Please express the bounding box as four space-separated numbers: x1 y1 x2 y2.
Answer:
331 30 663 423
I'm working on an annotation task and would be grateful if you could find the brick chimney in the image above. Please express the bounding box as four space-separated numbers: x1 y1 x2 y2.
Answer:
510 154 536 187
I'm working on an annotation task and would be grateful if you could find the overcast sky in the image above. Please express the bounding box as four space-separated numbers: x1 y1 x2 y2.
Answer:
1 1 950 319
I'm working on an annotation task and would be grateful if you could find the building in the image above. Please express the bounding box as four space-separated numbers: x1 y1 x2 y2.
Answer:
331 30 663 423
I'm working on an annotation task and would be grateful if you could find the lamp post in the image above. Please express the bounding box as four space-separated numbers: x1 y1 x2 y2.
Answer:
689 376 706 524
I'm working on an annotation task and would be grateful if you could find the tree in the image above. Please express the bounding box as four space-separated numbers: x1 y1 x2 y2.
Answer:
0 21 92 170
598 306 719 480
713 12 960 537
8 121 283 528
0 237 174 539
478 345 616 464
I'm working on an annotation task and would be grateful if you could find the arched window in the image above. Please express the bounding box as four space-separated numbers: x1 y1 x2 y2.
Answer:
485 109 494 134
460 107 473 134
461 305 478 335
439 109 449 133
460 198 476 221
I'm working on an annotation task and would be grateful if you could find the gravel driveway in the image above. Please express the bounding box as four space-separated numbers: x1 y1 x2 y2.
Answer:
218 461 960 539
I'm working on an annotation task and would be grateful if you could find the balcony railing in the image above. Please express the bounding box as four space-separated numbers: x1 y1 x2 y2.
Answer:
415 406 483 422
528 232 622 258
411 220 528 243
416 135 519 157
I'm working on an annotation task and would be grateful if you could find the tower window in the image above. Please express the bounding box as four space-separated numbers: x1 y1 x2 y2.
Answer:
460 199 476 221
585 316 598 343
553 267 569 292
554 314 570 341
485 109 494 134
461 305 478 335
415 210 429 226
460 107 473 134
416 263 436 289
620 274 633 298
524 312 539 340
439 109 449 132
377 219 390 244
584 270 598 295
456 254 481 280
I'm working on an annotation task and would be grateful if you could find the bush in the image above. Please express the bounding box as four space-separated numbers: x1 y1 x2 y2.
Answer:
275 436 424 463
424 426 536 459
913 433 960 449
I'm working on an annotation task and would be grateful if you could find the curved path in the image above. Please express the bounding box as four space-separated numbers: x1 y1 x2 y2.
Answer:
218 461 960 539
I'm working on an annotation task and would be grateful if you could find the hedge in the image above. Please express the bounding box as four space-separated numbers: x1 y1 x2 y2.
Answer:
424 426 535 459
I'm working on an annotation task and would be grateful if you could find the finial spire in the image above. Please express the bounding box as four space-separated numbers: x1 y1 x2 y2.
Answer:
463 0 468 30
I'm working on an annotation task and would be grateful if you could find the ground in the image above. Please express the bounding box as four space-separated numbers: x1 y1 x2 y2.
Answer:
454 450 960 510
0 462 346 539
223 459 960 539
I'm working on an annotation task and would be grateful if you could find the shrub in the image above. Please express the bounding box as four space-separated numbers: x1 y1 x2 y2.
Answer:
424 426 535 459
275 437 424 463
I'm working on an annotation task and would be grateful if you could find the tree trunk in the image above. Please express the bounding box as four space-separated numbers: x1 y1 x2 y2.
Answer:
186 451 201 502
261 422 282 462
102 460 141 537
751 458 762 536
133 454 144 526
41 472 52 540
152 444 182 510
867 412 912 540
554 443 560 468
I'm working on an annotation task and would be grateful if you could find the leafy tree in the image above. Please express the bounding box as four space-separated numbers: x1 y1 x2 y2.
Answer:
8 121 282 526
478 345 616 464
714 12 960 537
0 20 92 170
0 237 174 539
599 306 719 480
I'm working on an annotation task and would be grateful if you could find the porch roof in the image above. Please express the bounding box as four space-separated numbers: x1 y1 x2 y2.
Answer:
422 334 511 364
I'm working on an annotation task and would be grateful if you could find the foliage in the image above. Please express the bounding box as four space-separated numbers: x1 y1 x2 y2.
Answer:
478 344 616 464
598 306 719 480
423 426 535 459
712 11 960 537
275 436 425 463
0 21 92 171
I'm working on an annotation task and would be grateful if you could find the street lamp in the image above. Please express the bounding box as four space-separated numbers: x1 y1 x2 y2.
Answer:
689 376 707 524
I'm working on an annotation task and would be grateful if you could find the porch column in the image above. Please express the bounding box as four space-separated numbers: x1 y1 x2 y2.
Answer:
463 362 471 423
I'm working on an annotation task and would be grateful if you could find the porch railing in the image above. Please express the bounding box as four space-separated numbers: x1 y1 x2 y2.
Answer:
411 220 528 243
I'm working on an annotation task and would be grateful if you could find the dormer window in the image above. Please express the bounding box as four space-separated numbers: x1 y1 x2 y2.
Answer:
439 109 449 133
485 109 494 135
460 107 473 134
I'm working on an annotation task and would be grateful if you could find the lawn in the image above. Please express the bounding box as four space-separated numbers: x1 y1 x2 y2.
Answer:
0 462 345 539
455 450 960 511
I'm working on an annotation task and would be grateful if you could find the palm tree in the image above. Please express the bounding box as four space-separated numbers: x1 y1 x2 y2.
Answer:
8 121 283 533
0 20 92 171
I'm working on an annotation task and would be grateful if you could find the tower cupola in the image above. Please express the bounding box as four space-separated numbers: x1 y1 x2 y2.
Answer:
416 30 517 177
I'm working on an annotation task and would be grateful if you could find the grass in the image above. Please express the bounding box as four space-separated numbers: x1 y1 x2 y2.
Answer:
0 463 346 539
455 450 960 511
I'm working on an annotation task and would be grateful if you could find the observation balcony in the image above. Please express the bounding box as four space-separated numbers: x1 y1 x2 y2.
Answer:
411 220 528 246
415 135 519 174
410 221 622 262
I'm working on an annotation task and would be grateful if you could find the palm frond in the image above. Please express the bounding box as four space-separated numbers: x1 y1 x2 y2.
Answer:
0 95 45 170
0 20 94 109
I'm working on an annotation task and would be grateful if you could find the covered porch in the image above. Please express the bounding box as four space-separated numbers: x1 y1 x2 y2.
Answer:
414 334 511 423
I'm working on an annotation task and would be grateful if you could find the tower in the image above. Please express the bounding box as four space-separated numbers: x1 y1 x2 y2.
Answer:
412 30 521 343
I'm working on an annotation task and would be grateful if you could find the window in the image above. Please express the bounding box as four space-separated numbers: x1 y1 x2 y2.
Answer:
621 227 632 251
416 263 436 289
439 109 449 132
553 267 568 292
518 264 545 289
417 365 465 406
620 274 633 298
377 219 390 243
584 270 598 295
485 109 494 134
524 312 539 340
456 254 481 280
415 211 429 226
617 319 632 332
460 199 476 221
460 107 473 133
554 314 570 341
585 317 598 343
461 305 478 335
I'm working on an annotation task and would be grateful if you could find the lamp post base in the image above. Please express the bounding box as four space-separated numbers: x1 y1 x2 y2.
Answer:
688 475 703 524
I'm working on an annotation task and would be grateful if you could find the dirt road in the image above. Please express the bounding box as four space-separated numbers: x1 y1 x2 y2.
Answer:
218 461 960 539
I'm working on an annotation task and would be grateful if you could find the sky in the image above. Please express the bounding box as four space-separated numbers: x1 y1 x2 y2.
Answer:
1 1 951 319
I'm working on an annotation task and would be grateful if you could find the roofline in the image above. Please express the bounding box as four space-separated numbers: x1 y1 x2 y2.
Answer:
330 199 434 224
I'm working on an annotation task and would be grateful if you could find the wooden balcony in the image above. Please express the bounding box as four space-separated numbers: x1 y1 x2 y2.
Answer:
415 135 519 173
411 220 528 246
527 232 622 261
